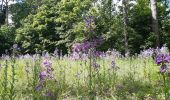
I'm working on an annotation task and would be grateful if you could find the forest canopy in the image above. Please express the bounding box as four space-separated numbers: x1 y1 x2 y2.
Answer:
0 0 170 55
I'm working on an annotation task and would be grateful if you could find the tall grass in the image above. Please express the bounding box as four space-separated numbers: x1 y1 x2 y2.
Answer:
0 54 168 99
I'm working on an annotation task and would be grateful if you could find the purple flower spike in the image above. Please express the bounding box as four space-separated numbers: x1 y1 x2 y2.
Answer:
39 71 47 81
156 54 170 65
43 59 52 67
156 54 163 65
35 84 43 91
92 61 100 70
160 65 168 73
164 55 170 63
43 91 53 97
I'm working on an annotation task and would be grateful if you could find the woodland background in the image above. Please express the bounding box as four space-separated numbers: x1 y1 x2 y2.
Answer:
0 0 170 55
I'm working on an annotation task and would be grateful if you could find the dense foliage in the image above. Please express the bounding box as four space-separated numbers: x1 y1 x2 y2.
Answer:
0 25 15 54
0 0 170 55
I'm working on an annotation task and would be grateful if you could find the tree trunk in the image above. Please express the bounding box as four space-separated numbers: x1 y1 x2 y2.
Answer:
1 0 4 12
5 0 8 25
150 0 160 48
122 0 129 56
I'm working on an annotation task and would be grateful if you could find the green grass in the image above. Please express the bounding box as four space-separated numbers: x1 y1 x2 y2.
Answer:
0 56 168 100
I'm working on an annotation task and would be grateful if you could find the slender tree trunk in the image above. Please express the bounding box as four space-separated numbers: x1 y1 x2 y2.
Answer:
108 0 113 48
122 0 129 56
5 0 8 25
1 0 4 12
150 0 160 48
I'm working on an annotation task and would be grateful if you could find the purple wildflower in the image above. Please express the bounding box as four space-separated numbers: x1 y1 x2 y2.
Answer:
47 74 54 79
47 67 54 73
43 91 53 97
43 59 52 67
92 61 100 70
71 52 80 60
156 54 170 65
72 42 94 53
92 51 105 58
140 48 154 58
36 59 54 92
156 54 164 65
35 84 43 91
164 55 170 63
72 43 82 53
160 65 168 73
39 71 47 81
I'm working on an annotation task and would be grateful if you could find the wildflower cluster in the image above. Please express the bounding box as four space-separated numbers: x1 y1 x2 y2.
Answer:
155 53 170 99
156 54 170 74
156 54 170 65
139 48 154 58
92 51 105 58
139 45 169 58
36 59 54 91
106 49 122 58
71 15 105 60
72 42 93 53
71 38 104 60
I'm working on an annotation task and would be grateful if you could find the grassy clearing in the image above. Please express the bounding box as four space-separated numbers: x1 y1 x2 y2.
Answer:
0 55 168 100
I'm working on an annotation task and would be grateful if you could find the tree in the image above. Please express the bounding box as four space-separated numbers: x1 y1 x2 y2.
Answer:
0 25 15 54
0 0 16 25
16 0 92 54
9 1 32 28
3 0 170 55
0 6 6 26
150 0 160 47
122 0 129 56
16 0 60 53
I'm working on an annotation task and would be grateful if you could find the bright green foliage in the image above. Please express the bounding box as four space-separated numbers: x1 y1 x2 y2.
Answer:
9 2 31 28
16 1 59 53
16 0 92 54
54 0 92 52
129 0 170 49
0 25 15 54
0 0 170 54
129 0 151 50
93 0 142 53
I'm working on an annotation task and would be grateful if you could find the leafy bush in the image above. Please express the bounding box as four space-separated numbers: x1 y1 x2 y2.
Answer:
0 25 15 54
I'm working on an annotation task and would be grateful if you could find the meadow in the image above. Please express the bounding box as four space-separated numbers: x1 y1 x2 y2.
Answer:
0 49 169 100
0 0 169 100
